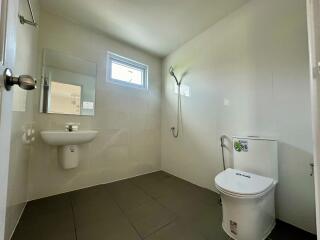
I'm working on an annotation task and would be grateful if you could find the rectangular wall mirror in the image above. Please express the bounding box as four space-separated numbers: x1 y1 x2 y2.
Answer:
40 49 97 116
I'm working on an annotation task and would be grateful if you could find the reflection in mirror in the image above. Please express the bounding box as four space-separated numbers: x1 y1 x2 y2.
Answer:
40 49 97 116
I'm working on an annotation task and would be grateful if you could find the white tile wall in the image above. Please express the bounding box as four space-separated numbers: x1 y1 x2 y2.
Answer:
5 0 39 239
162 0 316 234
28 10 162 200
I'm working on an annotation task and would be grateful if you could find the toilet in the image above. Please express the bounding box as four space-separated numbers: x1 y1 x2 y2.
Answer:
215 136 278 240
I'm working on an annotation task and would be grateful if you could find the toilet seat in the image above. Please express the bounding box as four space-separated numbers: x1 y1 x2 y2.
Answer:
215 168 276 199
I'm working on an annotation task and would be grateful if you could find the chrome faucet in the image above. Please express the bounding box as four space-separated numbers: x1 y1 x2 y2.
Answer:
65 122 80 132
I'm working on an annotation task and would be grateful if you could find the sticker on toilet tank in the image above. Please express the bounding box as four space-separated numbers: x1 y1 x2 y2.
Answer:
230 220 238 235
234 140 248 152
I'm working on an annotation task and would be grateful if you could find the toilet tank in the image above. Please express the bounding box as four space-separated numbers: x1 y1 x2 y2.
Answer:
233 136 278 182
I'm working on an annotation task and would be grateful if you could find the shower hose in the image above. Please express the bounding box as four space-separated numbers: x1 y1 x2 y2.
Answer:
171 84 182 138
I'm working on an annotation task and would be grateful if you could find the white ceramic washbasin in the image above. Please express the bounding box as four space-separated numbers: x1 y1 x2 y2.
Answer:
40 130 98 146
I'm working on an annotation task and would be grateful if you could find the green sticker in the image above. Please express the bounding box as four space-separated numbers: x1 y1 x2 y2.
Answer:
234 141 243 152
234 140 248 152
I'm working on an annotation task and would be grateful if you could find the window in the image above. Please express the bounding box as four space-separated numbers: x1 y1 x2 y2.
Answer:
107 52 148 89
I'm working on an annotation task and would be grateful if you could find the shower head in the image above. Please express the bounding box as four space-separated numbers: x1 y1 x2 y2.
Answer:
169 66 175 76
169 66 180 86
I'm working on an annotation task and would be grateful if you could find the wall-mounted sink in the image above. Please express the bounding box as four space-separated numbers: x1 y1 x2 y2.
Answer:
40 130 98 170
40 130 98 146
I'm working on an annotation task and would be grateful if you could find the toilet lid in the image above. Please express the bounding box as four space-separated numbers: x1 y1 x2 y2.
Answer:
215 168 274 196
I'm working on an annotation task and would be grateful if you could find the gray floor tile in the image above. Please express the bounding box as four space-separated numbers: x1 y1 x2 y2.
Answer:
113 187 153 212
12 171 316 240
133 177 186 199
76 215 141 240
12 228 76 240
156 194 196 216
130 172 178 199
106 179 135 192
187 187 221 206
23 193 72 216
136 174 207 200
268 220 317 240
73 198 123 227
145 220 206 240
13 206 76 240
180 204 228 240
70 184 112 206
163 176 199 192
126 200 176 238
157 192 220 221
130 171 172 186
71 185 124 227
158 192 226 240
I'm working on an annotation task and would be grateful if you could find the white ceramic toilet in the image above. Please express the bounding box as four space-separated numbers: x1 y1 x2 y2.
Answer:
215 136 278 240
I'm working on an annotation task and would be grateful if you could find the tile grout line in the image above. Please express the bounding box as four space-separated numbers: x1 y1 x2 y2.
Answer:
150 197 210 240
109 177 180 239
129 173 174 202
141 218 177 239
128 174 185 224
130 180 159 201
129 174 222 240
129 175 201 239
69 195 79 240
105 187 144 240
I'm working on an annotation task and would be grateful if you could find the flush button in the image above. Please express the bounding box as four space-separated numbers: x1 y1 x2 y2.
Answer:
236 173 251 178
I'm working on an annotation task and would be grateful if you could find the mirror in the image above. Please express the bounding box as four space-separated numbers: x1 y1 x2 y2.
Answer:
40 49 97 116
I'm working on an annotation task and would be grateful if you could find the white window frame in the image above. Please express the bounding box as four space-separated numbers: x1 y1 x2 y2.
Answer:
107 52 148 90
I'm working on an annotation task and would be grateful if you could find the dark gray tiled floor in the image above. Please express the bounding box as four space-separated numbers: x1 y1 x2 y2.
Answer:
12 171 317 240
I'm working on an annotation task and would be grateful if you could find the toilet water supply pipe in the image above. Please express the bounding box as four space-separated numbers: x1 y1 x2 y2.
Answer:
169 66 183 138
218 135 228 205
220 135 228 170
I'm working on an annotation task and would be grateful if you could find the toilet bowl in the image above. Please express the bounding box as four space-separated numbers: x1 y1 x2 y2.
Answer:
215 168 277 240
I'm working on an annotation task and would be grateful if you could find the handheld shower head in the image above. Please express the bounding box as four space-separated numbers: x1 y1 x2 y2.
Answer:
169 66 175 76
169 66 183 138
169 66 180 86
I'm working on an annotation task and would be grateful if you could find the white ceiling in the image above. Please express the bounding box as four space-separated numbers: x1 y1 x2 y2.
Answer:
39 0 250 57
